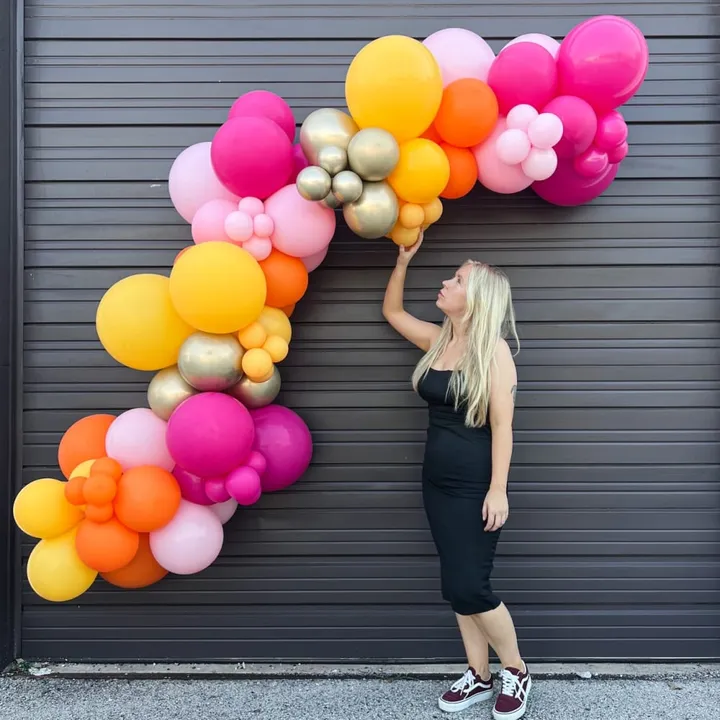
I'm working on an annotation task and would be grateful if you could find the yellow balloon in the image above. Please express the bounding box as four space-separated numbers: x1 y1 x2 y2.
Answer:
345 35 443 143
13 479 84 540
242 348 274 383
423 197 444 226
27 527 97 603
96 274 194 371
70 459 97 479
264 336 289 363
238 322 267 350
399 203 425 229
257 306 292 345
389 139 451 204
390 224 421 247
170 242 267 334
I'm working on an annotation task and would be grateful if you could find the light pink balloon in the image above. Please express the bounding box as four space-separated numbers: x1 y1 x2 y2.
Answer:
301 245 329 273
473 119 534 194
224 210 254 242
504 33 561 59
543 96 598 159
253 213 274 238
191 199 236 244
496 129 531 165
238 197 265 217
225 466 262 506
528 114 564 150
168 142 239 224
422 28 496 85
243 236 273 261
149 500 224 575
106 408 174 472
607 141 629 164
506 104 539 132
522 148 558 181
209 498 238 525
228 90 296 142
264 184 336 257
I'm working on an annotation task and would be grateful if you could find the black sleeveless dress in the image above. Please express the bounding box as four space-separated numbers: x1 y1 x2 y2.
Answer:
417 368 503 615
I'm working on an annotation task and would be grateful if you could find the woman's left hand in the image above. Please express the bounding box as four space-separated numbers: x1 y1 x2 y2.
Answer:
483 487 509 532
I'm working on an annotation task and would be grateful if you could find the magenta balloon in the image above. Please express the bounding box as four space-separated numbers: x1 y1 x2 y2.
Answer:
167 393 255 477
172 466 213 505
573 147 609 178
543 96 598 159
211 116 293 200
250 405 312 492
225 466 262 506
532 158 619 206
557 15 649 115
488 42 558 115
594 110 628 152
228 90 296 142
288 144 310 184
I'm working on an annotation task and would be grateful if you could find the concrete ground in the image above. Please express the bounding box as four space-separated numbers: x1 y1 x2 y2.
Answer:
1 673 719 720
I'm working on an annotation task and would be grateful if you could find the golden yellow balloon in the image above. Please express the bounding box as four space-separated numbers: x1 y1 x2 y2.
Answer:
238 322 267 350
264 336 289 363
96 274 194 371
257 306 292 344
389 139 451 204
27 527 98 603
345 35 443 143
242 348 274 383
423 197 444 226
399 203 425 229
390 224 421 247
169 242 267 334
13 479 84 540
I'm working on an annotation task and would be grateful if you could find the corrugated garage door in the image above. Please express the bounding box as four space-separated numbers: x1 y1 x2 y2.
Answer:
21 1 719 661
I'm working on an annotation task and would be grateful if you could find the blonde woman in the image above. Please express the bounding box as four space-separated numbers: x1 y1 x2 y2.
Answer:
382 233 531 720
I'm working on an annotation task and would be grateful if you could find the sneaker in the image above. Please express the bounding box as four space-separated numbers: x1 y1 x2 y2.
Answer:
493 664 532 720
438 667 494 713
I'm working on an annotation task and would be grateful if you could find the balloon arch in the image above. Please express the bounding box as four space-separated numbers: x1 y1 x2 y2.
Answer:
13 17 649 602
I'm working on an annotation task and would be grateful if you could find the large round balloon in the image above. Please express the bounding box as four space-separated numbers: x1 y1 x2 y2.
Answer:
440 144 478 199
105 408 174 471
58 414 115 479
13 478 84 540
345 35 443 143
433 79 499 148
113 465 182 533
96 274 194 372
473 119 534 195
75 518 140 574
228 90 296 142
169 242 267 334
258 249 309 308
101 533 168 589
532 158 620 206
543 95 598 159
251 405 313 492
422 28 496 86
557 15 649 115
388 139 450 204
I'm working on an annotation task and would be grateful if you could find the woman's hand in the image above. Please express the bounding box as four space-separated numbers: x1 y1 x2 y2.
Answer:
483 487 509 532
396 230 424 267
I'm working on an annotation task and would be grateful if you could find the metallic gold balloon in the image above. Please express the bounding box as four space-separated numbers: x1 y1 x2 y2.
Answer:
321 192 341 210
299 108 359 165
343 181 399 239
317 145 347 176
147 366 198 421
332 170 363 204
177 332 244 392
227 366 281 409
347 128 400 181
296 166 332 202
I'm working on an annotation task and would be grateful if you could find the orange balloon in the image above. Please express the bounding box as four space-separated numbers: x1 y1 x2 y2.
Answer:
259 250 309 308
83 473 117 506
75 518 140 573
65 476 86 506
85 503 114 523
434 79 499 148
421 124 443 144
114 466 181 533
101 534 168 589
282 304 295 318
58 414 115 479
440 144 478 199
91 457 123 481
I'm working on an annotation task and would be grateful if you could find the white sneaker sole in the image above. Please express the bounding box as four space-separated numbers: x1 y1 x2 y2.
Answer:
438 688 494 713
492 675 532 720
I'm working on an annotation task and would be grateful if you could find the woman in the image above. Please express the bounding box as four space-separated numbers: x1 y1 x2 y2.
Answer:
382 232 531 720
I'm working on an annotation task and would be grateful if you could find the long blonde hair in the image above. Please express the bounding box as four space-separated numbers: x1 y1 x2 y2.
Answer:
411 261 519 428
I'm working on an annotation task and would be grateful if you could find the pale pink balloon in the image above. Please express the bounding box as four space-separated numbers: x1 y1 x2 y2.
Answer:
238 197 265 217
473 119 534 194
168 142 239 224
209 498 238 525
243 237 273 261
224 210 254 242
106 408 174 472
422 27 496 85
506 104 539 132
522 148 558 181
301 245 329 273
607 141 629 164
253 213 274 238
225 466 262 506
496 129 531 165
528 113 564 150
504 33 561 59
191 199 236 244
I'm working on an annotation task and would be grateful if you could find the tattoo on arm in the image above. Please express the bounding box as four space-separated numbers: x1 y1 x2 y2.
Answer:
511 385 517 403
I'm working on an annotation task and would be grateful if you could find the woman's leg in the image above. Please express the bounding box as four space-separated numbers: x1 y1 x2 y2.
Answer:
472 604 524 670
456 613 491 679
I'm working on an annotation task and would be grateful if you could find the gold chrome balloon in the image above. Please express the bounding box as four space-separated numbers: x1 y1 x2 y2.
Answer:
317 145 348 176
343 181 399 239
321 192 341 210
347 128 400 181
296 165 332 202
147 366 198 421
299 108 359 165
332 170 363 204
177 331 244 392
227 366 281 409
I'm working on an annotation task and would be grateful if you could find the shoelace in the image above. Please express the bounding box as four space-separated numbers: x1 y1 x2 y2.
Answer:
451 669 476 693
499 669 521 697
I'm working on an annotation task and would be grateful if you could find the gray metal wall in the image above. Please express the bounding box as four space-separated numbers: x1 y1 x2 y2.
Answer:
20 1 720 661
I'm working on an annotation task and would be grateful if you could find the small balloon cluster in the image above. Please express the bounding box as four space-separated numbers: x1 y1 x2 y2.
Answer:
12 90 333 603
294 16 648 244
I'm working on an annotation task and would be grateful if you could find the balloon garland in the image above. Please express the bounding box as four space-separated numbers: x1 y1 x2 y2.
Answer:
13 16 649 602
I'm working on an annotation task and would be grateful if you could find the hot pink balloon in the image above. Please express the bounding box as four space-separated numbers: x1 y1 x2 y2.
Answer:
173 466 213 506
106 408 174 471
488 42 558 115
191 199 236 244
422 28 496 85
533 158 619 206
246 450 267 476
264 184 336 257
543 96 598 159
472 119 534 194
595 110 628 152
288 144 310 184
528 114 564 150
225 466 262 506
503 33 561 59
250 405 313 493
209 498 238 525
205 476 231 503
168 142 239 224
608 141 629 164
167 393 255 477
301 245 329 273
574 147 609 178
228 90 296 142
496 129 531 165
149 500 224 575
211 116 293 200
557 15 649 115
522 148 558 182
224 211 254 242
